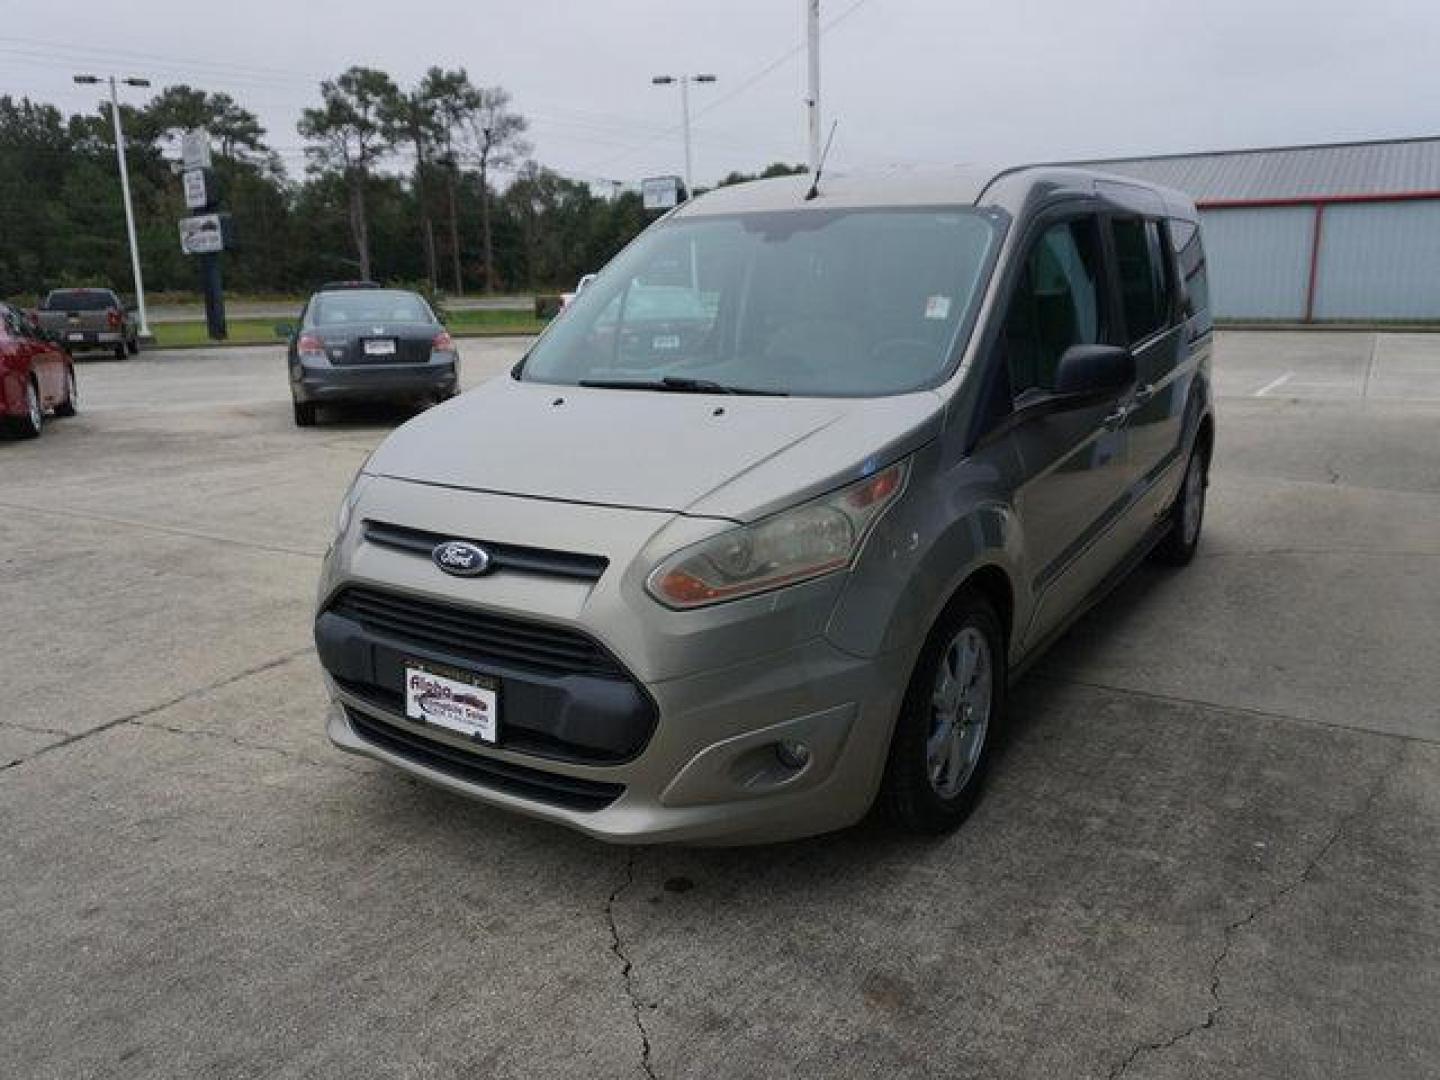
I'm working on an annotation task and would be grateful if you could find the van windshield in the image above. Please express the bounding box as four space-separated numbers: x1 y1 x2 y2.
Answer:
520 208 998 397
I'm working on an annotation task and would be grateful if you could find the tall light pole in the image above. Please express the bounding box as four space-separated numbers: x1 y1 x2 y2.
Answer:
74 74 152 340
805 1 822 174
651 74 717 195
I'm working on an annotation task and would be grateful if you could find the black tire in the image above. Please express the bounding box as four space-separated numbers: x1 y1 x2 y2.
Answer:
113 343 127 362
1152 438 1210 566
54 365 78 417
881 589 1007 834
126 336 139 356
9 377 43 439
292 399 318 427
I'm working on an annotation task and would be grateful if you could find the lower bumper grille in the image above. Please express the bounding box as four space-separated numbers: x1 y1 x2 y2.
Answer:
346 706 624 813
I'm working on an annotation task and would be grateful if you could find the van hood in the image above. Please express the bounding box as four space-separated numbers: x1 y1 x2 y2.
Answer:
365 376 944 522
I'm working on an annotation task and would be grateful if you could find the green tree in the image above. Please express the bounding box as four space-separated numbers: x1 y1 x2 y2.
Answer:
298 67 396 281
421 67 482 295
462 87 530 293
380 79 443 290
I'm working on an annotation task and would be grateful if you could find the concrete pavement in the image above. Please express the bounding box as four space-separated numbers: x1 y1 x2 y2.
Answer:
1 332 1436 1078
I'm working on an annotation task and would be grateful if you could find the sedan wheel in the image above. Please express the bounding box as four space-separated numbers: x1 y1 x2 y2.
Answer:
55 367 78 417
12 378 43 438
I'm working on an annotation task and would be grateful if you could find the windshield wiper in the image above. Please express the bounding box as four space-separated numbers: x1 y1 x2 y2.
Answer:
577 376 787 397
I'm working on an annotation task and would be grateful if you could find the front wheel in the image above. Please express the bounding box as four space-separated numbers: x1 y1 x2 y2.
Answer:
9 377 43 438
880 590 1007 834
1153 440 1209 566
54 366 78 417
292 400 317 427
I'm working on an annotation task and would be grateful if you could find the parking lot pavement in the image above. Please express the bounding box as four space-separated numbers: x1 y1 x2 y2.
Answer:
2 332 1437 1078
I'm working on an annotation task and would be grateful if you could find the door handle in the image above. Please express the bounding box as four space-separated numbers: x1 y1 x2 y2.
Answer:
1132 383 1155 405
1102 406 1129 431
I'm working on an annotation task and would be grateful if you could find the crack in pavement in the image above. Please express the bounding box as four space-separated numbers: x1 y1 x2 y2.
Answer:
0 499 324 560
1105 749 1403 1079
0 647 314 775
0 719 71 737
130 717 372 775
605 847 658 1080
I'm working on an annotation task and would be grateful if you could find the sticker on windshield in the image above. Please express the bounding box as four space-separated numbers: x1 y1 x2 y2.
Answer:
924 295 952 320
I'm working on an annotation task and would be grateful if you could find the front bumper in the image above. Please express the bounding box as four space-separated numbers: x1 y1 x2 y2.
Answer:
294 356 458 403
324 634 908 845
315 477 914 844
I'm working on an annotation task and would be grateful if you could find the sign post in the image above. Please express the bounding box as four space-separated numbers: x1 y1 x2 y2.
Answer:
178 128 227 340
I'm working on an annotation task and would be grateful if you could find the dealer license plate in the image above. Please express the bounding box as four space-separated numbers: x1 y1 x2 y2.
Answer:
404 662 498 742
68 332 84 342
363 338 397 356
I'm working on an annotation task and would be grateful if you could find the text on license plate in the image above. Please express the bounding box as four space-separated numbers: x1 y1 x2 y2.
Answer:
405 663 498 742
68 332 85 341
363 338 397 356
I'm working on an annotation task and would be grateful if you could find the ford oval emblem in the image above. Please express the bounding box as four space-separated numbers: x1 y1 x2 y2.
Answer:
432 540 492 577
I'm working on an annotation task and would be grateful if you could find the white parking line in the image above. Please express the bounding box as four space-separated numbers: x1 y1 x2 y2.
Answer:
1254 371 1295 398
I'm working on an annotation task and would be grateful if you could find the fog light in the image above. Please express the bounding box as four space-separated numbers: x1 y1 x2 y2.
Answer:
775 740 812 770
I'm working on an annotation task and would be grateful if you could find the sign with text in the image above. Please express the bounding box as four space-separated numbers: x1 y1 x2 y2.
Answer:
642 175 685 210
182 168 210 210
179 213 227 255
181 128 212 171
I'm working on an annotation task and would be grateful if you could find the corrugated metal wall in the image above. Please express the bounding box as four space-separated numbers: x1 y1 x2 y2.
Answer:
1198 206 1313 319
1313 200 1440 319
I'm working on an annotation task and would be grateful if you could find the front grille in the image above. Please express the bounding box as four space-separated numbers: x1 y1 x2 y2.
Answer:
364 520 608 582
346 707 624 812
327 585 625 679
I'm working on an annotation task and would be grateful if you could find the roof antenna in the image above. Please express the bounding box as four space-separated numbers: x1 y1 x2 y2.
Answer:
804 120 839 201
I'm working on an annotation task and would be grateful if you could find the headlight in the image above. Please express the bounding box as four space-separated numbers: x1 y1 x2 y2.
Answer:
646 459 909 609
334 472 371 540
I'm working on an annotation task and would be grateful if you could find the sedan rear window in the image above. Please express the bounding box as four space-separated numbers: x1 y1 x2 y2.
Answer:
309 291 433 327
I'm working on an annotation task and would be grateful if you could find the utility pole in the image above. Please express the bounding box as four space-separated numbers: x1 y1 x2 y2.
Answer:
805 0 822 174
74 74 152 341
651 74 718 195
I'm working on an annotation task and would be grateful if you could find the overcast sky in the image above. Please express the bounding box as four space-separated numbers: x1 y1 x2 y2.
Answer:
6 0 1440 189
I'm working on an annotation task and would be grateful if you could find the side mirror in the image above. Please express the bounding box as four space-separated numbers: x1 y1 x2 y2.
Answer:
1054 344 1135 398
274 323 295 339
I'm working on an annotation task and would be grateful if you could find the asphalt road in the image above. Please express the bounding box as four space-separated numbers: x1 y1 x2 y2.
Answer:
2 333 1437 1079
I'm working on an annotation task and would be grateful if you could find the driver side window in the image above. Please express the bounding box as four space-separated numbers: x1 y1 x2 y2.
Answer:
999 217 1106 402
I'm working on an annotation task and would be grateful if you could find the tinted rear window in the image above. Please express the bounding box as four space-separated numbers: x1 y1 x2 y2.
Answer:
308 290 433 327
44 290 118 311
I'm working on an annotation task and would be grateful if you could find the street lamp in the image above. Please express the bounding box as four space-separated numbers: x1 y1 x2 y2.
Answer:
74 74 152 340
651 74 717 195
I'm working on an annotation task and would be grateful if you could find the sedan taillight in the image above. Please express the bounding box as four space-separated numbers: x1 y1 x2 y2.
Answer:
432 331 455 352
297 333 326 358
107 308 123 329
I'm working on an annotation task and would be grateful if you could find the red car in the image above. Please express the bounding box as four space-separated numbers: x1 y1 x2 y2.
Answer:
1 302 77 438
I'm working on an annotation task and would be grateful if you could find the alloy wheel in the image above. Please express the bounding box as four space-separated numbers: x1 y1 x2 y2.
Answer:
927 626 993 798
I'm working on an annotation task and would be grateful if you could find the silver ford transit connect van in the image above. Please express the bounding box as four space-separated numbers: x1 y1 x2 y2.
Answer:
315 165 1214 845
